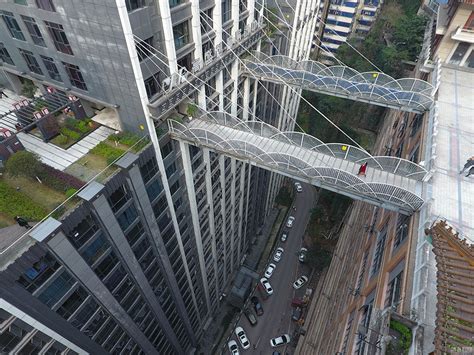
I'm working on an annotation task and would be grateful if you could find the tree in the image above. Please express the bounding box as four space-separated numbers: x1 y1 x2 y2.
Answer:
21 79 37 98
5 151 43 178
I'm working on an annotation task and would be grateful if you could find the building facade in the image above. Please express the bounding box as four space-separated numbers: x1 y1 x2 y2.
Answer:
0 0 320 353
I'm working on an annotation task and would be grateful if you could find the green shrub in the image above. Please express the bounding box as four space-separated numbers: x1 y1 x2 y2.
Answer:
65 188 78 198
388 320 413 355
5 151 43 178
108 132 140 147
55 134 69 145
60 127 81 141
91 142 124 165
275 185 292 207
76 120 91 133
21 79 36 98
0 181 48 220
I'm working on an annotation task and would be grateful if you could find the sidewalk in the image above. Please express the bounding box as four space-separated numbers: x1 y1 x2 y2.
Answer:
197 206 283 355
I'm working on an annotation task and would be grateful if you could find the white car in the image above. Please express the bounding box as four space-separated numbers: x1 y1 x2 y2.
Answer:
293 275 308 289
270 334 291 347
227 339 239 355
273 247 284 262
235 326 250 349
264 263 276 278
294 182 303 193
286 216 295 228
280 232 288 242
298 247 308 263
260 277 274 295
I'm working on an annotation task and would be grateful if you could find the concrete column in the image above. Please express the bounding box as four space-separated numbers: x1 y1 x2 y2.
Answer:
203 149 220 297
229 159 237 273
179 141 212 312
230 60 239 117
231 0 239 37
116 154 198 345
46 230 158 354
242 78 250 121
88 193 183 353
237 162 247 262
154 1 178 73
218 155 228 284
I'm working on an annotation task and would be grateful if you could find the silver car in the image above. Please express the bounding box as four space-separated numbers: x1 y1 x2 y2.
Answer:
270 334 291 347
273 247 284 262
286 216 295 228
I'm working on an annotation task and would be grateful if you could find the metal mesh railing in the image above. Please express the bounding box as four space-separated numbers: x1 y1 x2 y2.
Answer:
243 52 434 112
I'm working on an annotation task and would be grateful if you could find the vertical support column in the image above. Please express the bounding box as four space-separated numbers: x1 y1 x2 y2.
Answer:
155 1 177 73
218 155 228 284
242 78 251 121
246 0 255 24
229 159 237 272
237 162 246 262
230 60 239 117
179 141 212 312
190 0 207 110
118 154 198 345
117 0 203 326
203 149 220 298
231 0 239 37
89 193 183 353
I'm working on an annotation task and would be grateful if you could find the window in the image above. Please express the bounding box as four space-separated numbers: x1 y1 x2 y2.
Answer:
17 254 61 292
81 233 109 264
201 8 213 34
62 62 87 90
146 179 162 201
126 0 145 12
166 162 176 178
19 49 43 75
355 299 374 354
393 214 409 249
341 312 354 354
69 216 98 248
36 0 55 11
94 252 118 279
395 142 404 158
41 56 61 81
464 50 474 69
109 186 129 212
408 145 419 163
410 114 423 137
69 298 98 329
169 0 185 8
125 222 144 246
144 74 160 99
37 271 75 307
222 0 231 22
173 21 189 50
21 15 45 46
14 0 28 4
56 287 88 319
117 205 138 231
140 158 159 183
355 251 368 292
45 21 73 55
385 270 403 311
136 37 154 61
371 228 387 276
0 43 14 65
161 141 173 158
449 42 470 65
1 11 25 40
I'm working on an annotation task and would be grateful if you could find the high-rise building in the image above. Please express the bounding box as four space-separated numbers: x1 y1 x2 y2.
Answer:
0 0 320 353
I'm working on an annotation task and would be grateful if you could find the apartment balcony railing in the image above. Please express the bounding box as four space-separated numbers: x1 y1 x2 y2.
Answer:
148 20 265 119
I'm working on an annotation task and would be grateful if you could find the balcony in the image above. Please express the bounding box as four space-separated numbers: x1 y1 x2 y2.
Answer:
451 26 474 44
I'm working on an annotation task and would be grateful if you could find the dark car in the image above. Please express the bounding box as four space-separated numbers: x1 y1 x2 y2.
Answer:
292 307 302 321
251 296 264 316
244 309 258 326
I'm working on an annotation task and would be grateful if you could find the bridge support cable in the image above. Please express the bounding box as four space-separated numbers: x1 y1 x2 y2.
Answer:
168 112 427 214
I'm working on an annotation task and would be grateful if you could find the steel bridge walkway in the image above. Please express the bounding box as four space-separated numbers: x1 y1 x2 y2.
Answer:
242 52 434 113
168 112 427 215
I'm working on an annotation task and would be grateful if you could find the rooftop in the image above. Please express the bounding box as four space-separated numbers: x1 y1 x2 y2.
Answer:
429 64 474 240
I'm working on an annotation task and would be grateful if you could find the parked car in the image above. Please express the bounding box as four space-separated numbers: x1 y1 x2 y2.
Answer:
294 182 303 192
291 297 305 308
270 334 291 347
293 275 308 289
273 247 284 262
292 306 303 321
227 340 239 355
260 277 273 295
286 216 295 228
244 309 258 326
298 247 308 263
251 296 264 316
264 263 276 278
280 232 288 242
235 327 250 349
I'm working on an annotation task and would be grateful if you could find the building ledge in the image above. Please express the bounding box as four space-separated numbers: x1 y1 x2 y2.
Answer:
451 26 474 44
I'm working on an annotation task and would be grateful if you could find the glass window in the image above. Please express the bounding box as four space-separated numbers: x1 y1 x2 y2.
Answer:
81 233 109 265
1 11 25 41
19 49 43 75
449 42 470 65
126 0 145 12
144 73 160 99
166 162 176 178
17 254 61 293
464 49 474 69
21 15 45 46
117 205 138 231
69 298 99 330
160 141 173 158
94 252 118 279
140 158 159 183
132 236 151 256
45 21 72 55
56 287 88 319
14 0 28 4
104 265 127 292
94 318 117 345
146 179 162 201
69 216 98 248
393 214 409 249
36 0 55 11
40 55 62 81
385 270 403 311
62 61 87 90
170 180 179 195
173 21 189 50
37 270 75 307
0 43 14 65
125 222 144 246
371 228 387 276
108 185 129 212
201 8 213 33
136 36 154 61
222 0 231 22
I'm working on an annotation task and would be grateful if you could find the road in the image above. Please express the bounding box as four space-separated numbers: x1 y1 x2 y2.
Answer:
227 183 317 354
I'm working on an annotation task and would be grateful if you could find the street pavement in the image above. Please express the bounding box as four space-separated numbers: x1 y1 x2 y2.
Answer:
226 183 317 354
